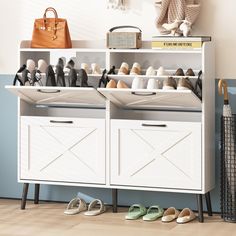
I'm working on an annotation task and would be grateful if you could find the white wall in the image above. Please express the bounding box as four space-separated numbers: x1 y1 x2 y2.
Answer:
0 0 235 78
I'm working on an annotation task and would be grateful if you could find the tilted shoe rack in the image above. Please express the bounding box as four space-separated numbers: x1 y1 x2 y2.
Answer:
6 40 215 222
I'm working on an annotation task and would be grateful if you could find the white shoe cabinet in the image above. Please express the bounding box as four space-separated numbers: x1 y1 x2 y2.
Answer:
6 40 215 222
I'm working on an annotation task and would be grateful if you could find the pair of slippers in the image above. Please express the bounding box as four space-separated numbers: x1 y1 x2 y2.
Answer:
64 198 106 216
162 207 196 224
125 204 164 221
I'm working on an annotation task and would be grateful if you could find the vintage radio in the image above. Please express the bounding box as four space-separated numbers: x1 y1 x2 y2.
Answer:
106 26 142 49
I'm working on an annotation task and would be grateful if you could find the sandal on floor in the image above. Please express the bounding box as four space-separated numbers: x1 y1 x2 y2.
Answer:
143 205 164 221
161 207 180 222
125 204 147 220
176 208 196 224
84 199 106 216
64 198 87 215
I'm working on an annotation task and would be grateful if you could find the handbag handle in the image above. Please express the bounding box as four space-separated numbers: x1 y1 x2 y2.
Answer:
43 7 58 40
43 7 58 19
109 25 142 32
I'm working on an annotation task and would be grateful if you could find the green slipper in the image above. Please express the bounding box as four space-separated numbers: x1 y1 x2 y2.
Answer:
143 205 164 221
125 204 147 220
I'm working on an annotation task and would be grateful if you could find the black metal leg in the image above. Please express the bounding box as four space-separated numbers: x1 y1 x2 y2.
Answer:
112 189 118 213
197 194 204 222
205 192 212 216
34 184 40 204
21 183 29 210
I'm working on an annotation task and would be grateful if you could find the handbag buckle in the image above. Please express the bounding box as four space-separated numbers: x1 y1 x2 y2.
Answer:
52 35 57 40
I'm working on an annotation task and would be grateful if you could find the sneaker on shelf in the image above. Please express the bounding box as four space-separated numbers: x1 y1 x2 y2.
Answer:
157 66 167 76
118 62 129 75
130 62 141 75
185 68 195 76
147 78 160 89
174 68 184 76
146 66 156 76
177 77 194 90
162 77 177 90
131 76 145 89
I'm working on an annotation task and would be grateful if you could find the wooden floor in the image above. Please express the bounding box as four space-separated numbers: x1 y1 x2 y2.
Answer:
0 199 235 236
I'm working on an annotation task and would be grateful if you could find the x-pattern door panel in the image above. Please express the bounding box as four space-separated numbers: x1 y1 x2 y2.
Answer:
20 117 105 184
111 120 201 190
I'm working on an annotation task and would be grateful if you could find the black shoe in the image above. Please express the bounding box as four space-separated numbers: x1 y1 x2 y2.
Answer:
107 65 116 75
13 64 26 86
46 65 56 86
32 69 43 86
98 69 110 88
57 57 65 69
68 68 77 87
78 69 89 87
22 69 32 86
66 59 75 70
56 65 65 87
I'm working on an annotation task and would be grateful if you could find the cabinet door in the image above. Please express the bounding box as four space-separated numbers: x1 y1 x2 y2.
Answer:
20 117 105 184
111 120 202 190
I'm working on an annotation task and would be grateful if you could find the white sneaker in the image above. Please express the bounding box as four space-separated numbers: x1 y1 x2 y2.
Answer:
146 66 156 76
147 79 160 89
132 76 145 89
157 66 167 76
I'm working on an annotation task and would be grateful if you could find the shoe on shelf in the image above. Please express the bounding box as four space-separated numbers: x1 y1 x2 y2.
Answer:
46 65 57 86
107 65 116 75
81 63 90 74
99 69 110 88
161 207 180 223
146 66 156 76
56 65 66 87
66 59 75 70
57 57 65 69
131 76 145 89
125 204 147 220
64 197 87 215
106 79 117 88
162 77 177 90
26 59 36 74
91 63 101 75
78 69 89 87
176 208 196 224
22 68 31 86
156 66 167 76
118 62 129 75
143 205 164 221
32 69 43 87
117 80 129 88
130 62 141 75
147 78 160 89
185 68 195 76
174 68 185 76
177 77 194 90
68 68 77 87
37 59 48 73
13 64 26 86
84 199 106 216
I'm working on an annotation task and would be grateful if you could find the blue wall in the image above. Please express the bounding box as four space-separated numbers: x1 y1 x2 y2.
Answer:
1 74 235 212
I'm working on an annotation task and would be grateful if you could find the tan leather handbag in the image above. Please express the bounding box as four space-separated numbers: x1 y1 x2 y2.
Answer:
31 7 72 48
